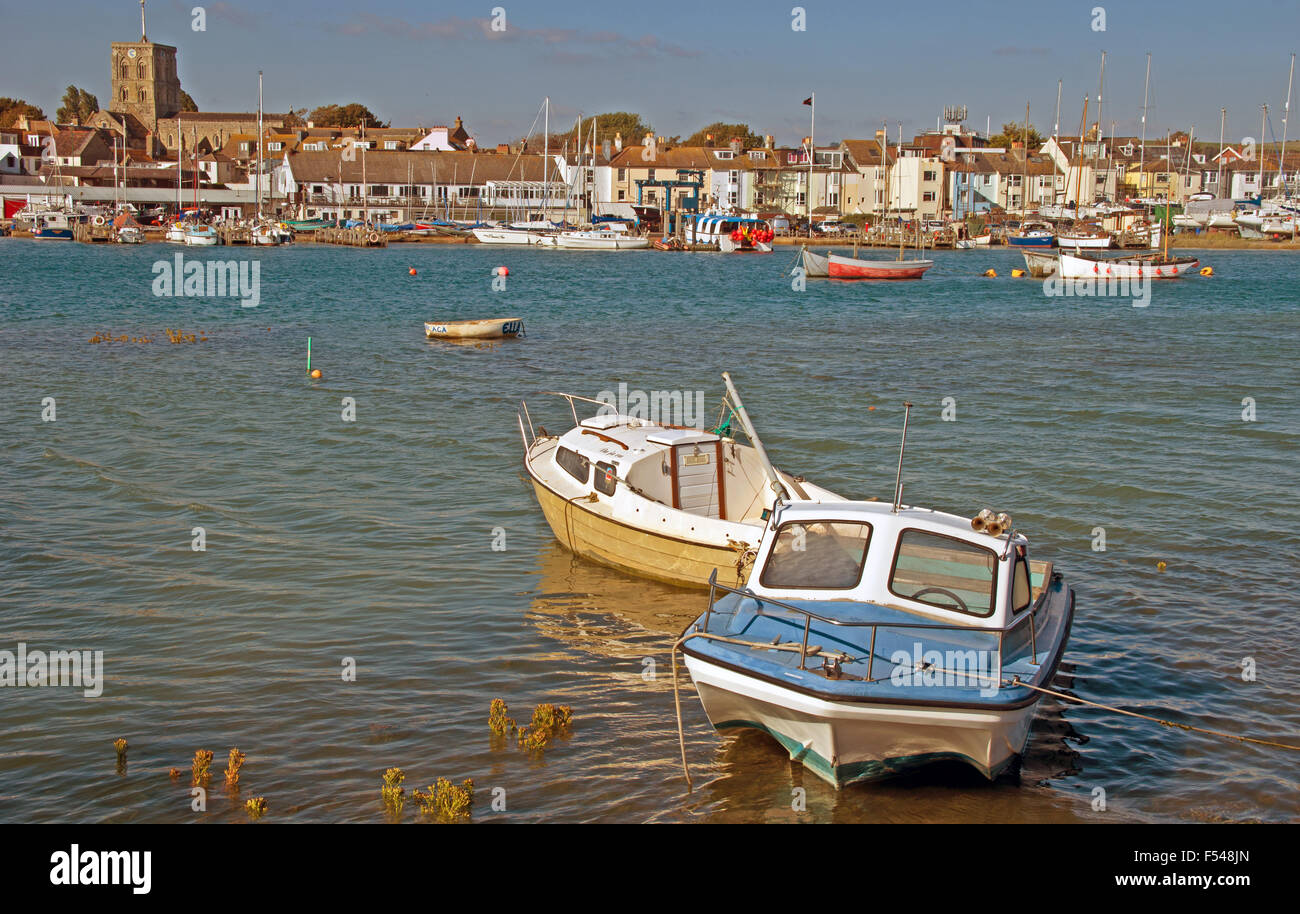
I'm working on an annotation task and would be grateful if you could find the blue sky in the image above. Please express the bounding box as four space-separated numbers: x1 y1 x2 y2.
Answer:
7 0 1299 147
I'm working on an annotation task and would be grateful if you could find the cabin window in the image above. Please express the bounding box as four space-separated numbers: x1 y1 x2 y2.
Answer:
1012 555 1032 613
555 447 590 484
593 462 617 496
889 529 997 617
759 521 872 591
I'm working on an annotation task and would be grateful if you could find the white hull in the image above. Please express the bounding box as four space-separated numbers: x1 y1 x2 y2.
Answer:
473 228 557 246
1057 251 1200 280
184 232 218 246
1057 234 1112 250
685 656 1035 785
555 231 650 250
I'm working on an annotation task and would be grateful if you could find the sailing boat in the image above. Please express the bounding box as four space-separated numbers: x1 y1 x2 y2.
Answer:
474 97 559 245
800 126 933 278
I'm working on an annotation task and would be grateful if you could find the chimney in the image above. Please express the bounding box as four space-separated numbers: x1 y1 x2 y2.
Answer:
497 143 509 155
705 133 715 147
764 134 774 149
614 132 623 152
729 137 743 154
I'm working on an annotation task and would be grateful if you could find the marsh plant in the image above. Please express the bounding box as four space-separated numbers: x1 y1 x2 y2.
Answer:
412 778 474 821
191 749 214 787
113 737 128 775
517 703 574 753
223 748 246 789
381 767 406 813
488 698 516 735
245 797 267 820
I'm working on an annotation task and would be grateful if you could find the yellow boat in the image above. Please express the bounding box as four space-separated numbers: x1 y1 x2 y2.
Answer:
518 377 846 589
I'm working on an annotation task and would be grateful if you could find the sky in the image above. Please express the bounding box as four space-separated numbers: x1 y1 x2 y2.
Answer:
5 0 1299 149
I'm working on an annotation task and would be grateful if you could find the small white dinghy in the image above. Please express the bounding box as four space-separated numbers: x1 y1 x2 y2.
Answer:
424 317 524 340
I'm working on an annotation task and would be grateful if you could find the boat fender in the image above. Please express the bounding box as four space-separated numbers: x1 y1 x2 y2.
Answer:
1011 268 1025 278
983 269 997 277
1199 266 1213 276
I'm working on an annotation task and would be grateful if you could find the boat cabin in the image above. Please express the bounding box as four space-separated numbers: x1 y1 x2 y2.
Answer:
547 414 779 524
684 215 772 248
745 501 1051 630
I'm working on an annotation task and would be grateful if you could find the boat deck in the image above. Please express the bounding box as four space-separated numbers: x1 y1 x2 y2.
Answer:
683 572 1071 708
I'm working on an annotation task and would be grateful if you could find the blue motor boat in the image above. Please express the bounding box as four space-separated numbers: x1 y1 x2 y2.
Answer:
680 496 1074 787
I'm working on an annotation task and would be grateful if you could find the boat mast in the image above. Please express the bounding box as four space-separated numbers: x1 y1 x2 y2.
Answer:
1259 104 1268 195
720 372 789 503
256 70 263 220
1279 53 1295 200
1139 52 1150 202
543 96 549 223
1073 96 1088 215
1021 101 1029 218
1053 78 1062 206
1217 107 1226 194
176 116 182 213
1091 51 1105 209
361 121 368 225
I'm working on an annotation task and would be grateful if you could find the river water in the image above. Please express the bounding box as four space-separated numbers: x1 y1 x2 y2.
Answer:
1 238 1296 822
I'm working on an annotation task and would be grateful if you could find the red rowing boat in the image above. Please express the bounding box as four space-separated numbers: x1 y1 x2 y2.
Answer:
826 251 934 280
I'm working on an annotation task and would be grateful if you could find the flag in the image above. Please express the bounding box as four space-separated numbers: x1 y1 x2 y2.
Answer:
802 97 813 106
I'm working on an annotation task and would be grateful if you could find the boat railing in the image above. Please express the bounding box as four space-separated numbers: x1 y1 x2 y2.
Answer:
703 570 1050 681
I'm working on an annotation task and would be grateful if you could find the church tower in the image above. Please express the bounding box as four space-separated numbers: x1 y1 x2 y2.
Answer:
109 1 181 133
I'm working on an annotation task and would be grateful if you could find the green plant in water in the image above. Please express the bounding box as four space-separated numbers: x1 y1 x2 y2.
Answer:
224 748 246 789
413 778 474 821
113 738 128 758
518 703 573 752
488 698 516 735
381 767 405 812
191 749 214 786
245 797 267 820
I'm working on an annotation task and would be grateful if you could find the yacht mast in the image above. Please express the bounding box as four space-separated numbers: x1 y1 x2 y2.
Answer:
1139 52 1150 201
1279 53 1295 199
256 70 263 219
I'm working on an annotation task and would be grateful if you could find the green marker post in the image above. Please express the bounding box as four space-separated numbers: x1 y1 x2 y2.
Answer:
307 337 312 374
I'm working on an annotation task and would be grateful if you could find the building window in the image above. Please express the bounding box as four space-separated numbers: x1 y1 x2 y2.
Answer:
617 168 625 181
923 170 936 182
647 169 655 181
922 191 935 202
617 190 625 200
139 89 146 102
138 63 147 78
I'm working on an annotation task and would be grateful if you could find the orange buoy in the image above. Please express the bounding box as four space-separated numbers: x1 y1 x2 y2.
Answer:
409 267 417 276
1156 561 1167 572
310 368 323 380
1199 266 1214 276
494 266 509 277
983 269 997 277
868 406 876 411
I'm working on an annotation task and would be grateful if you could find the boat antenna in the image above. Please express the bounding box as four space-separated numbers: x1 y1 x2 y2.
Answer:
721 372 790 502
892 401 913 514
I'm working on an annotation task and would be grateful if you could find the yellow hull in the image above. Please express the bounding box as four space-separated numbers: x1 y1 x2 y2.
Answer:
530 479 750 590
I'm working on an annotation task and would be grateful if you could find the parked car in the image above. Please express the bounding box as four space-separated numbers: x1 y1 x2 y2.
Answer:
769 215 792 235
818 220 858 236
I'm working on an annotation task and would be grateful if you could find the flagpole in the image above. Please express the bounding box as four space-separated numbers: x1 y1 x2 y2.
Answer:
808 92 814 237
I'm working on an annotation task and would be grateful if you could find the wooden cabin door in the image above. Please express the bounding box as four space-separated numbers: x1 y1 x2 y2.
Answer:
670 440 726 520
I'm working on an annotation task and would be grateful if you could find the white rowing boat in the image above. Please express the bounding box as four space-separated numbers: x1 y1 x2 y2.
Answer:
424 317 525 339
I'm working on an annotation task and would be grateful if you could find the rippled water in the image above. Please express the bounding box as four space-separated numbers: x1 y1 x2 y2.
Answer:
1 238 1296 823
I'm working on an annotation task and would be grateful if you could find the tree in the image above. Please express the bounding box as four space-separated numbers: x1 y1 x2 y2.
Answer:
0 97 45 128
56 86 99 125
282 107 309 128
990 121 1044 150
308 103 387 128
538 111 653 151
683 122 764 148
179 90 198 113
